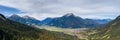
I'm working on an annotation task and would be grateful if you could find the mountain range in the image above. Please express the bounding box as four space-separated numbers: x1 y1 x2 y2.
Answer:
8 14 41 26
1 13 120 40
8 13 111 28
0 14 80 40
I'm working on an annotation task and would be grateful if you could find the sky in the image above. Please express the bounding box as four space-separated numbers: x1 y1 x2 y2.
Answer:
0 0 120 20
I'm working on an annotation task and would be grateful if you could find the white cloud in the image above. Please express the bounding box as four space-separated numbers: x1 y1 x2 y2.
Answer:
0 0 119 20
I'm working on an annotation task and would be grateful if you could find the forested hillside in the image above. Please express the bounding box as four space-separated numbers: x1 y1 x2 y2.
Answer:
89 15 120 40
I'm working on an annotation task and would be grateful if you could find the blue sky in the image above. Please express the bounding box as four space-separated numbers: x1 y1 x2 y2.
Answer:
0 5 22 17
0 0 119 20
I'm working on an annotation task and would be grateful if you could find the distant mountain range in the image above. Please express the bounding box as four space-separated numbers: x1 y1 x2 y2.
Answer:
0 14 80 40
92 19 111 24
8 14 41 26
8 13 111 28
43 13 104 28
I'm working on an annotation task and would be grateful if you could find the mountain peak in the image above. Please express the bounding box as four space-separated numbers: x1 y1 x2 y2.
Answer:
11 14 20 17
23 16 31 18
64 13 75 17
22 16 36 20
0 14 6 20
